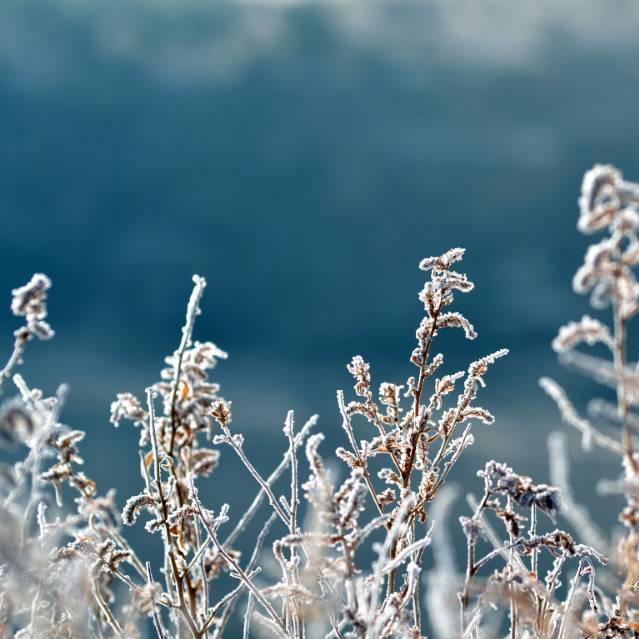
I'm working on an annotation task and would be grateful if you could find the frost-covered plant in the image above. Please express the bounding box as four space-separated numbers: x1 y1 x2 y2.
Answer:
450 165 639 639
0 249 514 638
106 249 510 638
455 460 605 639
6 166 639 639
540 164 639 637
7 194 630 638
0 279 138 638
0 274 53 388
324 247 509 637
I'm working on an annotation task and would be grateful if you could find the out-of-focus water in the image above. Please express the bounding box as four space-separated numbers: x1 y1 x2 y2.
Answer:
1 2 638 632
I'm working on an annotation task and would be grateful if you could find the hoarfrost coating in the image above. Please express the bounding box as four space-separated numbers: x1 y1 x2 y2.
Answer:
3 167 639 637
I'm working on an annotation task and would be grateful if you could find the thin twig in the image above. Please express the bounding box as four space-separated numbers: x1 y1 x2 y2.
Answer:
188 476 290 638
169 275 206 456
219 425 290 527
147 562 168 639
337 391 383 516
0 332 28 390
222 416 317 549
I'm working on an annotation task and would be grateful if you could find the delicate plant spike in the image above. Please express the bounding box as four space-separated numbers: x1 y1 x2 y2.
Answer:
0 274 54 388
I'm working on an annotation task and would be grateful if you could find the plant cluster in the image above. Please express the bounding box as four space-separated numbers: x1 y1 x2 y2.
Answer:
1 165 639 638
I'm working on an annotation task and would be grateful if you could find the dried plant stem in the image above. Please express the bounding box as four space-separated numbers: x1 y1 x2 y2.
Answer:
169 275 206 456
188 477 290 638
613 304 639 473
529 504 541 634
336 521 357 616
202 569 258 634
147 388 200 639
431 423 472 496
386 305 442 598
286 412 298 539
211 513 277 638
380 535 431 576
460 492 489 633
412 304 442 427
557 560 586 639
192 519 208 634
243 593 255 639
539 377 622 454
219 425 290 527
285 411 304 638
466 495 528 573
222 415 316 549
0 332 28 389
112 528 147 579
147 562 168 639
460 531 476 634
411 543 426 631
5 375 59 513
324 617 346 639
538 552 566 635
166 460 199 620
28 583 42 639
218 423 338 630
92 578 123 637
337 391 383 516
403 303 442 489
506 495 518 639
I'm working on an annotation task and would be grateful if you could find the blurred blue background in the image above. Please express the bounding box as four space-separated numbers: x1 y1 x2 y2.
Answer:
1 0 639 623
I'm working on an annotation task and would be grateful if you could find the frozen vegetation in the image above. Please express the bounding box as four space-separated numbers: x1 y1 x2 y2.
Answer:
2 166 639 637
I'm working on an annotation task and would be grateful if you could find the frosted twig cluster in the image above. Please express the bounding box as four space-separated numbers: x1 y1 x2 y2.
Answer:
4 164 637 639
0 251 510 638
